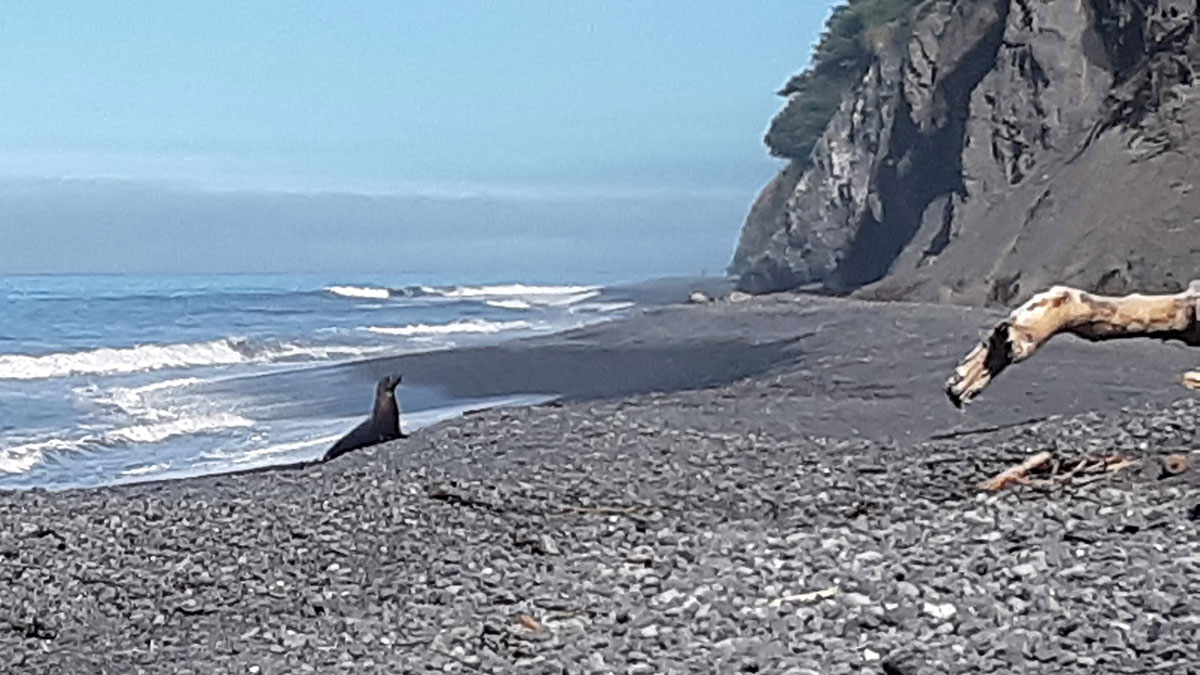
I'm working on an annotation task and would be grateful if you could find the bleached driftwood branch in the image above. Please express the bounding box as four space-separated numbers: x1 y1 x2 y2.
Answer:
979 451 1052 491
947 282 1200 407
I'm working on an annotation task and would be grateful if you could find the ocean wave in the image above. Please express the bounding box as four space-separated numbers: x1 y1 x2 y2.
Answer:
367 319 533 337
538 290 602 306
324 283 612 312
325 285 391 299
120 462 172 477
90 377 203 420
0 338 386 381
105 413 254 445
0 438 76 474
449 286 602 308
271 343 391 361
486 294 603 309
419 283 598 298
574 301 636 313
486 299 533 310
229 433 344 464
0 339 257 381
0 412 254 474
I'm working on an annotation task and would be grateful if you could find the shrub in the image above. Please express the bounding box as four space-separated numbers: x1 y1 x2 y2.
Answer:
765 0 924 162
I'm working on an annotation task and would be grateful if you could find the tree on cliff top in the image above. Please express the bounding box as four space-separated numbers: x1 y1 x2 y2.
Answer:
765 0 923 163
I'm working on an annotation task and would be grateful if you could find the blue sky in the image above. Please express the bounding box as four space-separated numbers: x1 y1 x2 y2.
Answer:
0 1 834 275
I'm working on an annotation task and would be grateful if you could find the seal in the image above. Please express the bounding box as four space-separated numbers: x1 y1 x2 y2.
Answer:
322 374 406 462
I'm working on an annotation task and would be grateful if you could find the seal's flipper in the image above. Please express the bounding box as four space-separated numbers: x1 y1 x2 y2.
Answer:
322 419 374 462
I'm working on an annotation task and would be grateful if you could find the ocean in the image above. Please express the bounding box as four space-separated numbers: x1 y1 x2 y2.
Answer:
0 273 662 490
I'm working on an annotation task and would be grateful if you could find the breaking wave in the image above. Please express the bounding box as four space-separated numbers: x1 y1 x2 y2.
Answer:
324 285 391 299
575 301 636 313
324 282 601 306
366 319 534 337
418 283 598 298
0 338 385 381
486 299 533 310
0 413 255 474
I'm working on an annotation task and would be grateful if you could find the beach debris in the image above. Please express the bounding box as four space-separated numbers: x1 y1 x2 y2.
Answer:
980 451 1053 491
688 291 713 304
768 587 838 607
508 614 550 642
516 614 543 632
980 452 1145 491
727 291 752 303
1161 453 1190 477
425 484 505 514
946 282 1200 407
1184 371 1200 389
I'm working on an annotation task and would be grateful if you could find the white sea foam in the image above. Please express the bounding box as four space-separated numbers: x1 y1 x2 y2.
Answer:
120 462 172 477
574 301 636 313
271 342 391 361
325 285 391 299
367 319 533 337
420 284 598 298
104 413 254 445
230 433 344 464
92 377 203 421
0 339 254 380
0 438 76 474
470 288 602 309
0 338 384 382
538 290 602 306
486 299 533 310
0 412 255 474
124 377 204 394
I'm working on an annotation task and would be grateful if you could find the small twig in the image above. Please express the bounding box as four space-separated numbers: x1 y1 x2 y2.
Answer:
1073 474 1112 488
769 587 838 607
929 416 1051 441
1105 458 1141 474
1053 457 1092 484
980 451 1053 492
515 615 543 632
425 486 505 514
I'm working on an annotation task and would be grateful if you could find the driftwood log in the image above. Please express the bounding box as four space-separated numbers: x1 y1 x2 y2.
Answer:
947 282 1200 407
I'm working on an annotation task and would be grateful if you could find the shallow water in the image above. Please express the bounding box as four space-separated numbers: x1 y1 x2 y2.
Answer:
0 273 648 489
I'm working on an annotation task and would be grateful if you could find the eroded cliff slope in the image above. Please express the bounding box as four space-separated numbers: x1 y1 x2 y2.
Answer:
733 0 1200 306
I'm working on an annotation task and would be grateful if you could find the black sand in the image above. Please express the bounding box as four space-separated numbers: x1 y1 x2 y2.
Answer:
3 294 1199 673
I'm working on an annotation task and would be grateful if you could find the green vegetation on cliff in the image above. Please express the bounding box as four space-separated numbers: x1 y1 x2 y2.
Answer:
765 0 923 162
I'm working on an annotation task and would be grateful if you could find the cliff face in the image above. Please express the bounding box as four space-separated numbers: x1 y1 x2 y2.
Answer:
733 0 1200 305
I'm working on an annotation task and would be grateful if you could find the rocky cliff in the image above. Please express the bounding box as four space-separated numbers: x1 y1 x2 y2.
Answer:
733 0 1200 306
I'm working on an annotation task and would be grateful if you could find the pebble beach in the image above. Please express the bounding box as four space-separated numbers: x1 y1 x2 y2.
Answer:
3 294 1198 673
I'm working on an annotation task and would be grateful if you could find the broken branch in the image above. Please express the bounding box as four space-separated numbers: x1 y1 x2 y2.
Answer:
947 283 1200 407
980 451 1053 491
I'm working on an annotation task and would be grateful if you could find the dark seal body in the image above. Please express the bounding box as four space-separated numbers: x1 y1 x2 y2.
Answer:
323 374 405 462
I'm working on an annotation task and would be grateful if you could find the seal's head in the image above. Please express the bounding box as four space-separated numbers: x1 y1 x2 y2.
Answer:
377 374 402 395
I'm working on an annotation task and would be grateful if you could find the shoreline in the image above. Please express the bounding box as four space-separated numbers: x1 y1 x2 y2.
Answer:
0 274 735 489
10 288 1200 491
2 292 1198 672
